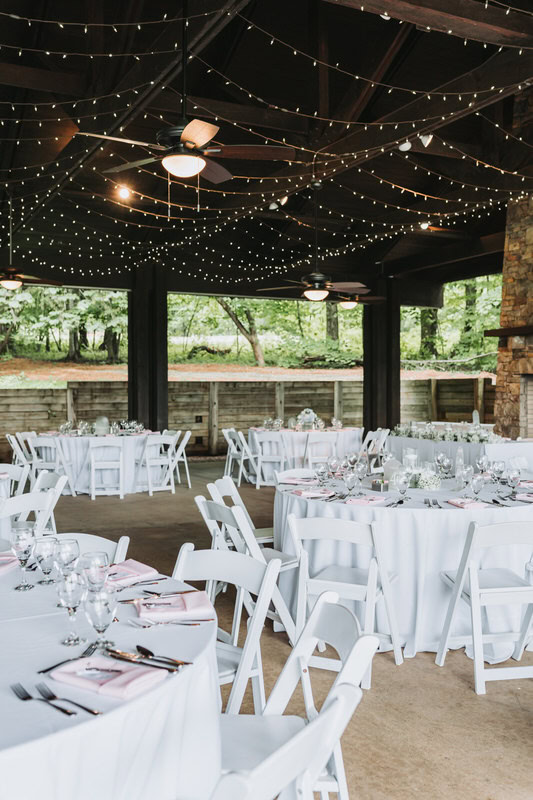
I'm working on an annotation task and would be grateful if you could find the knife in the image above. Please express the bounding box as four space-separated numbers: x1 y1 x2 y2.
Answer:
105 650 181 672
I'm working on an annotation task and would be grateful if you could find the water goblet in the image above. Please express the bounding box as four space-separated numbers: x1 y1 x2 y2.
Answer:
475 454 490 474
343 470 357 498
508 468 521 496
441 456 453 479
57 573 87 647
492 460 505 484
459 465 474 498
327 456 340 479
354 460 368 496
84 587 117 650
315 463 328 487
11 525 35 591
347 452 358 468
54 538 80 578
395 471 411 502
471 474 485 499
33 536 58 585
81 551 109 592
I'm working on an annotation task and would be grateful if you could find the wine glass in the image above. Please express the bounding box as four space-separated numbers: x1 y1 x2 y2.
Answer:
471 474 484 499
339 457 350 475
11 525 35 591
395 471 411 502
343 470 357 498
54 538 80 577
508 468 521 496
327 456 339 479
475 454 489 473
315 463 328 487
84 587 117 650
347 452 358 468
440 456 452 479
57 573 87 646
492 460 505 483
459 465 474 498
81 551 109 592
354 460 367 496
33 536 58 585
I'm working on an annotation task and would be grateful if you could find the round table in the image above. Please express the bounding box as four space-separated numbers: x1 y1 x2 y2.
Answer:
248 427 363 481
0 568 221 800
388 436 533 470
274 479 533 662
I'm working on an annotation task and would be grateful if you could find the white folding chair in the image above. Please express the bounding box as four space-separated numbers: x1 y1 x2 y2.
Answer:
288 514 403 688
222 428 238 478
28 435 76 496
212 684 362 800
274 468 317 485
89 439 124 500
134 434 177 496
0 463 30 496
359 428 390 473
6 434 30 470
56 532 129 563
208 476 274 545
436 520 533 694
254 431 288 489
0 489 57 535
223 430 258 487
195 497 297 646
173 543 281 714
303 431 338 469
16 431 35 463
220 592 379 800
32 471 69 533
171 430 192 489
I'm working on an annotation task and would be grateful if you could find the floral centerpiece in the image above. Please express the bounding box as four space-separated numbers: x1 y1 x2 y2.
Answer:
390 422 502 444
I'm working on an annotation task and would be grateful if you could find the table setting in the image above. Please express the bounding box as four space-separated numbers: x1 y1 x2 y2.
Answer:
274 455 533 661
0 527 221 800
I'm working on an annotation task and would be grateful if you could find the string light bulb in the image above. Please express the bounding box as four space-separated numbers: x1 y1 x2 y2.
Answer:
117 185 131 199
420 221 430 229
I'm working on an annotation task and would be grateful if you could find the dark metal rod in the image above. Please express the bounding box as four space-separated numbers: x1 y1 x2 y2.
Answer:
181 0 188 117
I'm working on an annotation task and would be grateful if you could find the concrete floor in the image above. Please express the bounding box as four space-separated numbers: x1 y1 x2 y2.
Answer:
55 462 533 800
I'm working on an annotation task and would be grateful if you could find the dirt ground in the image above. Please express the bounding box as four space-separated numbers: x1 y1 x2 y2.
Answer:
0 357 496 383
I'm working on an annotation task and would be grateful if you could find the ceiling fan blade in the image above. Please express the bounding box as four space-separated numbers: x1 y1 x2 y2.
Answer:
18 275 63 286
329 282 370 293
181 119 219 148
215 145 296 161
104 156 161 174
201 158 233 184
256 286 300 292
76 131 166 150
359 295 386 303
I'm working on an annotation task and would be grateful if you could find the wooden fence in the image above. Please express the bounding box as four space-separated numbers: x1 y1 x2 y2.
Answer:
0 376 495 460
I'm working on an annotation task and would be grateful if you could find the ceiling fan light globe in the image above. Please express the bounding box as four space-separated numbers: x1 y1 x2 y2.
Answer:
303 288 329 302
339 300 358 309
0 278 22 290
161 154 206 178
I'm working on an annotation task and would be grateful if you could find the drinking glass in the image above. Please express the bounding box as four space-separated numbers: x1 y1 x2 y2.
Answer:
327 456 340 479
347 452 358 468
395 471 410 502
81 551 109 592
508 468 521 496
11 525 35 591
475 454 489 473
33 536 57 585
54 538 80 577
57 573 87 646
315 463 328 487
343 470 357 497
339 457 350 475
492 460 505 483
459 465 474 497
354 460 367 496
471 474 484 499
84 588 117 649
441 456 453 479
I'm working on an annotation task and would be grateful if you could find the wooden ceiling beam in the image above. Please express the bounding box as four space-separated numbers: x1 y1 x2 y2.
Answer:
386 230 505 276
322 0 533 49
0 62 85 96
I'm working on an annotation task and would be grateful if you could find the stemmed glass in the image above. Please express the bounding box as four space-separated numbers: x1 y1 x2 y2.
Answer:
33 536 58 585
327 456 340 480
459 465 474 498
354 460 367 496
343 470 357 498
80 551 109 592
85 587 117 650
11 525 35 591
315 464 328 487
492 460 505 484
347 452 358 468
395 471 411 502
471 474 485 500
475 454 489 473
508 468 521 497
57 573 87 646
54 538 80 577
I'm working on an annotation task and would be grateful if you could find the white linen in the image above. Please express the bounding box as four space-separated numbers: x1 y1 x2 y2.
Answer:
274 481 533 662
0 574 221 800
248 428 363 481
388 436 533 470
0 476 12 547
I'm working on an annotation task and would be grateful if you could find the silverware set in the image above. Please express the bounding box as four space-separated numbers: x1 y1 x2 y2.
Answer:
38 642 98 674
424 497 442 509
128 618 214 629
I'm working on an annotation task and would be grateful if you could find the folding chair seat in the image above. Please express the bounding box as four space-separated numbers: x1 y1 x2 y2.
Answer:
172 543 281 714
0 489 58 535
6 434 30 471
288 514 403 688
89 439 124 500
171 430 192 489
0 463 30 496
134 434 176 496
31 470 68 533
254 431 288 489
436 520 533 694
208 475 274 545
28 435 76 495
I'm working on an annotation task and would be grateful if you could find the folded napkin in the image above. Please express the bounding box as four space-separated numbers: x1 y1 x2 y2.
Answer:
514 493 533 503
0 553 19 575
346 495 388 506
50 655 167 699
107 559 159 588
292 488 335 499
519 480 533 489
0 472 9 480
134 590 213 623
281 477 317 485
447 498 490 509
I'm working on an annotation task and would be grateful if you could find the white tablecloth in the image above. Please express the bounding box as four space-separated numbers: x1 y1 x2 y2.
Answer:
274 481 533 661
44 434 150 495
248 428 363 481
388 436 533 470
0 570 221 800
0 476 12 546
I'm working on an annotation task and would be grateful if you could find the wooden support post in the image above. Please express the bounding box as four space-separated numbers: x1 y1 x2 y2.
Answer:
477 376 485 423
208 382 219 455
363 279 400 432
128 262 168 431
66 385 76 425
275 382 285 420
334 381 343 421
430 378 438 421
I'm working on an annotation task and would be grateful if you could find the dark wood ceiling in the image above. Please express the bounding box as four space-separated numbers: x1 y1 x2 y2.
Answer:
1 0 532 302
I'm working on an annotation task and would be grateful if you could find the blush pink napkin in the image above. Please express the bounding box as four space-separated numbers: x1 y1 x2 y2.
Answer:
134 590 214 622
293 488 335 499
0 553 19 575
0 472 9 480
345 495 388 506
515 493 533 503
447 498 490 509
519 480 533 489
50 655 167 698
106 559 159 588
281 478 318 485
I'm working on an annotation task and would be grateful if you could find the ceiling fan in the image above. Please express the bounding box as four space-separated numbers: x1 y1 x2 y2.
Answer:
75 1 295 184
0 199 62 291
256 184 380 302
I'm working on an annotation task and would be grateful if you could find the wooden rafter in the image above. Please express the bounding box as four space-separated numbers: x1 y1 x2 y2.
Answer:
0 63 84 95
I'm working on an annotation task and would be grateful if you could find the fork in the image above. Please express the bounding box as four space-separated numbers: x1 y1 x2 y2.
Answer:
424 497 432 509
128 618 212 629
36 682 101 715
10 683 76 716
37 641 97 674
431 499 442 509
